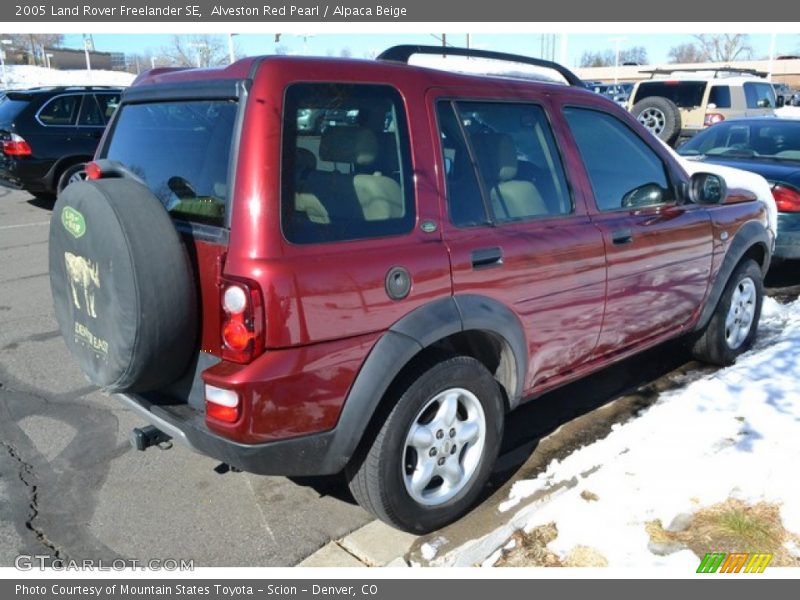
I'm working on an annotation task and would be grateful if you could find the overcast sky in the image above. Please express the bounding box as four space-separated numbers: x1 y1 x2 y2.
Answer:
62 33 800 67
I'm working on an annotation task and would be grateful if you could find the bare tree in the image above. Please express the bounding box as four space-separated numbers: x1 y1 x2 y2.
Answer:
580 47 646 68
340 47 352 58
693 34 752 62
668 43 706 64
579 50 614 67
620 46 648 65
163 35 228 68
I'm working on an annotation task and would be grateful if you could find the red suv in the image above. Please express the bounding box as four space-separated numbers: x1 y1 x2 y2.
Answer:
49 46 772 533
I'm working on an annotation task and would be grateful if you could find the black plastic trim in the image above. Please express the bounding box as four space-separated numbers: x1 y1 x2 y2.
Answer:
694 220 771 332
117 294 528 476
378 45 584 87
454 295 527 406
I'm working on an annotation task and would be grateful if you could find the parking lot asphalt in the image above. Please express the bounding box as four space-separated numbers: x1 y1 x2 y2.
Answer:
1 186 798 568
0 187 372 567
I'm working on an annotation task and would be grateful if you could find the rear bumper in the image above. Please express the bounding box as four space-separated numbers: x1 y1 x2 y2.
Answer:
0 156 56 193
115 392 346 476
774 212 800 260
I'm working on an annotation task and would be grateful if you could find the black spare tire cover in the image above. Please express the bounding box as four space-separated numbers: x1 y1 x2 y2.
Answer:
49 178 198 393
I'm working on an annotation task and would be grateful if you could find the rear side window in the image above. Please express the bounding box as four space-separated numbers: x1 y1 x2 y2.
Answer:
744 83 776 109
564 107 674 211
38 95 81 126
0 97 29 123
708 86 732 109
281 83 414 244
633 81 707 108
103 100 237 226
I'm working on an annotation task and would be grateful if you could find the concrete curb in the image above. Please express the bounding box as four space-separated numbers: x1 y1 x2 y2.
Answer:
298 520 416 567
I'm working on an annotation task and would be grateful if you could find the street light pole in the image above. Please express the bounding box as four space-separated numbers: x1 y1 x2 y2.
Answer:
609 36 626 85
228 33 237 64
83 35 92 72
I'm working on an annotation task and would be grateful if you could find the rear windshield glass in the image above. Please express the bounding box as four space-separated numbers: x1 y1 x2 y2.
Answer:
103 100 237 227
633 81 707 108
0 98 29 124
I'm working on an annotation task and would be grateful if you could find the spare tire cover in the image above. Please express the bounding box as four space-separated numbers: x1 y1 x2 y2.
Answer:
49 178 198 393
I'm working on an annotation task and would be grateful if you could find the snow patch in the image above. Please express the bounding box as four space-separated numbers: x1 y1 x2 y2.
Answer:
451 297 800 567
3 65 134 89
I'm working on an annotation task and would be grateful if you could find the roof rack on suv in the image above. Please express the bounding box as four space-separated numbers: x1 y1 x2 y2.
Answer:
377 44 585 87
642 67 768 79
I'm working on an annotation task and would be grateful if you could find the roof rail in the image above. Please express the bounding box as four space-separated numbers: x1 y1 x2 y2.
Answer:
377 45 584 87
641 67 768 79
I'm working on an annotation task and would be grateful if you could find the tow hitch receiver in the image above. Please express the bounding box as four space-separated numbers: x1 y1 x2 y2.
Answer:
130 425 172 451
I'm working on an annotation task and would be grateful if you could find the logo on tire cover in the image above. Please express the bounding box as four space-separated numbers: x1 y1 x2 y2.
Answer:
65 252 100 319
61 206 86 239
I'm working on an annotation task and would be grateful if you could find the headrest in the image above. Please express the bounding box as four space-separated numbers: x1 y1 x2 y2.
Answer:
470 133 518 181
319 127 378 165
295 147 317 173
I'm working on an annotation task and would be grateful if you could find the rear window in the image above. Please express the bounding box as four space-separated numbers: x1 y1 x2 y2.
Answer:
103 100 237 227
633 81 707 108
281 83 415 245
0 97 29 124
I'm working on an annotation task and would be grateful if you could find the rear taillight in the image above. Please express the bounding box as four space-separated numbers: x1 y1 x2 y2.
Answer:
704 113 725 127
85 161 102 180
220 276 264 363
2 133 32 156
772 184 800 212
205 384 240 423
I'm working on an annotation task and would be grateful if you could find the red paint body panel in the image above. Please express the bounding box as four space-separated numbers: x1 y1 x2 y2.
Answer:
203 331 380 442
129 56 769 446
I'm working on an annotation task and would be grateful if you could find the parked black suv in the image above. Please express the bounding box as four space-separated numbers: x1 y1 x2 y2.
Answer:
0 86 122 200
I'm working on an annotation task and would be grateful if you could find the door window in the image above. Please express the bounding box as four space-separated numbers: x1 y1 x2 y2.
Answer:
77 95 103 126
564 107 674 211
95 93 121 123
437 100 572 226
744 82 776 109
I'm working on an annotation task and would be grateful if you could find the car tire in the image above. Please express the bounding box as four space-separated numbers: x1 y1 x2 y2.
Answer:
691 259 763 366
49 178 197 393
346 354 504 533
631 97 681 145
57 162 87 197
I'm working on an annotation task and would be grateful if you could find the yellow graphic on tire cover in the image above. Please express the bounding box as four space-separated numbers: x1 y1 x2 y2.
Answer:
64 251 100 318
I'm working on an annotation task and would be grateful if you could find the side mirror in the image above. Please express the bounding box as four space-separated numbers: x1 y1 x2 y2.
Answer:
689 172 727 205
621 183 664 208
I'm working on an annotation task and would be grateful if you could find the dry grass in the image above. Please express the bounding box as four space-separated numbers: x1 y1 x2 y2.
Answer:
646 498 800 566
494 522 609 567
494 523 563 567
